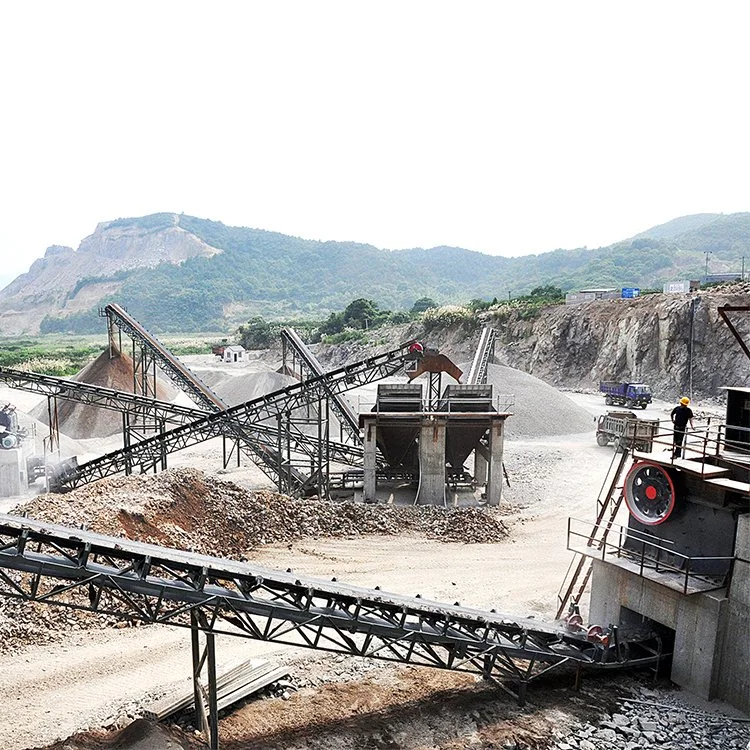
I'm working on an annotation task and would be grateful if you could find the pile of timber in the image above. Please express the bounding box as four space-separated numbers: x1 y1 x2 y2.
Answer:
142 658 289 721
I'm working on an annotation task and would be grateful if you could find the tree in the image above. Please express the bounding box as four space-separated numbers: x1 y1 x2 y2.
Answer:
342 298 380 329
528 285 563 301
238 317 272 349
410 297 438 314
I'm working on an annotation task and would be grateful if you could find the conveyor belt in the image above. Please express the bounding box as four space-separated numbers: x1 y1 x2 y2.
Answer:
50 341 419 492
467 326 497 385
281 327 360 443
104 303 227 412
0 365 365 491
0 512 665 699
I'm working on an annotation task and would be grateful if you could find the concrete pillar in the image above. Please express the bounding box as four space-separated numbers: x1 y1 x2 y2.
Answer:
416 417 446 506
485 418 505 506
474 450 488 485
0 449 24 497
362 418 378 503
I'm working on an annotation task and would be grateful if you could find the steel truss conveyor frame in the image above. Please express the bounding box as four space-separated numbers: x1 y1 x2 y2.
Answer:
280 327 360 444
467 326 497 385
51 341 420 492
102 303 227 412
0 366 366 486
0 513 662 718
99 304 366 493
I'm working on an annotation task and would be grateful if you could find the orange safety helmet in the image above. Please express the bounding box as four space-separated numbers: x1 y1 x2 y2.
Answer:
680 397 690 405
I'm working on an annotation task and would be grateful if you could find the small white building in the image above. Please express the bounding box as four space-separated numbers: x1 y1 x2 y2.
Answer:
663 280 700 294
222 345 247 363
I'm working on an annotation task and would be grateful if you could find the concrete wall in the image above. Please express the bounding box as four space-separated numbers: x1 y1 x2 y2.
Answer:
415 418 446 506
717 513 750 709
589 560 734 706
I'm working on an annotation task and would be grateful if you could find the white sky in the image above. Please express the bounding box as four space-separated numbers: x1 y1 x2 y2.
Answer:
2 1 750 289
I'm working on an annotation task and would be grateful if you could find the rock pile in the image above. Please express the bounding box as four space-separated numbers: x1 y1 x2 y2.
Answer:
550 686 750 750
17 468 508 558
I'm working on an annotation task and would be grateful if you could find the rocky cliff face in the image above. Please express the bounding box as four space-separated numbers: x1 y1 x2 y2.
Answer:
487 286 750 399
0 214 220 335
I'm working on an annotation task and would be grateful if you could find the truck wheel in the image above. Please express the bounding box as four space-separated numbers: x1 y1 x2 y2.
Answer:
597 434 610 447
605 396 613 406
625 399 634 408
640 403 647 410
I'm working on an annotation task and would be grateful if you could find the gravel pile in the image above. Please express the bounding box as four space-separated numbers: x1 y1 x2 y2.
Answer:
0 469 508 652
18 468 509 557
550 686 750 750
483 363 594 439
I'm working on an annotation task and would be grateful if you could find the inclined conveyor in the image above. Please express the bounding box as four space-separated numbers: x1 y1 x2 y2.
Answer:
467 326 497 385
103 303 227 412
280 327 360 444
0 512 666 700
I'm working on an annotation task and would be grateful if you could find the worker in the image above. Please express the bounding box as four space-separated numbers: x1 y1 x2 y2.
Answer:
670 396 695 459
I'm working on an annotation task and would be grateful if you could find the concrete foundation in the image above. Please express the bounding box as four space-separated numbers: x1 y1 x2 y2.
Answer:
0 449 25 497
589 512 750 714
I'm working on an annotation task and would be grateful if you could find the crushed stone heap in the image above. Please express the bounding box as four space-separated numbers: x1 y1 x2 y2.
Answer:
18 468 509 554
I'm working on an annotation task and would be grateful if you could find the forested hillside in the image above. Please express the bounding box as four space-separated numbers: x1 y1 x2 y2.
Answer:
2 211 749 334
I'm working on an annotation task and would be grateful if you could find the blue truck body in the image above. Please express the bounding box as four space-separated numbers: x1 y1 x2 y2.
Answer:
598 381 652 409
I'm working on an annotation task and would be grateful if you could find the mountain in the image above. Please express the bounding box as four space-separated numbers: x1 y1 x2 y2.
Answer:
1 211 748 335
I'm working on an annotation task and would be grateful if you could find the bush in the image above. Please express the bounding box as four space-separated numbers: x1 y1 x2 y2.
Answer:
422 305 477 332
321 329 368 344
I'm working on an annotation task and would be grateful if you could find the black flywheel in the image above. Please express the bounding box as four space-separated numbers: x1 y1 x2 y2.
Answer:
624 461 676 526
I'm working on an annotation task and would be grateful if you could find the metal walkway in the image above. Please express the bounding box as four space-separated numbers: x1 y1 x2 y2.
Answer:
281 327 360 444
50 341 420 493
467 326 497 385
0 513 666 723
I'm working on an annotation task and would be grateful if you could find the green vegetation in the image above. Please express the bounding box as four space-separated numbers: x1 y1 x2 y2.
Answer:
17 211 750 334
238 317 273 349
0 338 103 375
39 309 103 334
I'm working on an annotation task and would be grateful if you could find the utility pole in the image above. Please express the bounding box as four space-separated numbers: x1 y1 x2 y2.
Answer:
704 250 712 280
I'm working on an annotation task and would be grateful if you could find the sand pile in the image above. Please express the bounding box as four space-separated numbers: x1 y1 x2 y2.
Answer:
481 363 594 439
31 351 181 439
210 369 296 407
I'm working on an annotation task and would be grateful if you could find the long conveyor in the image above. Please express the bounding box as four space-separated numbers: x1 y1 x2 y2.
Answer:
467 326 497 385
104 303 227 412
0 365 365 469
0 512 666 702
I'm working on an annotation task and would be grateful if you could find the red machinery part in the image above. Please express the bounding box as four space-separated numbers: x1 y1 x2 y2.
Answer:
624 460 677 526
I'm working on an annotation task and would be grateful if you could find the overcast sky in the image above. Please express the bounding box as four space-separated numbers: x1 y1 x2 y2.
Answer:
2 1 749 290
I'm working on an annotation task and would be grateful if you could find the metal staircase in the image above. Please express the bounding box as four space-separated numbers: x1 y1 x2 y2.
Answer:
556 447 631 619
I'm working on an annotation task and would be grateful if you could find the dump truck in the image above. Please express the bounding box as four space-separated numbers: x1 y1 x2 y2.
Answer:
595 410 660 452
598 381 652 409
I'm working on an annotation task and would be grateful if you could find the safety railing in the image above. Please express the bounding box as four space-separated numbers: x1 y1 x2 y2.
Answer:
567 517 733 595
637 420 750 477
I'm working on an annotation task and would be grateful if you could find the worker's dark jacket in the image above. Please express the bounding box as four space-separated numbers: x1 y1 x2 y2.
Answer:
671 405 693 429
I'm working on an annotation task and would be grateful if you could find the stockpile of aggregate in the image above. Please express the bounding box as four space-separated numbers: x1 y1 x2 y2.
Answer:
30 350 179 439
0 468 507 652
482 363 594 439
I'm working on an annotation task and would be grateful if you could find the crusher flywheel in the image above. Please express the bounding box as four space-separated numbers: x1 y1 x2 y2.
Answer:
624 460 677 526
